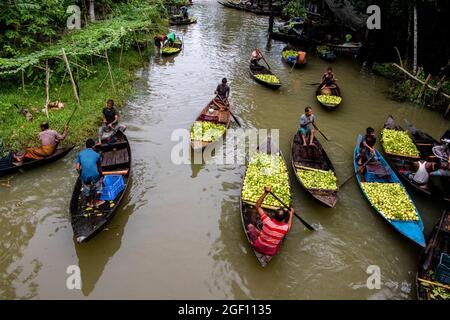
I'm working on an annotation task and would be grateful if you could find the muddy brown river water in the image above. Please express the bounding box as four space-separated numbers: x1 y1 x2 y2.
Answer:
0 0 449 299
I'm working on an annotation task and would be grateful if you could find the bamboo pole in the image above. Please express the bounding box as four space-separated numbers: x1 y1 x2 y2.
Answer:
61 48 81 107
392 63 450 99
413 5 418 74
21 70 25 93
104 49 116 93
133 30 145 66
418 74 432 99
119 38 124 68
44 60 50 119
417 278 450 290
445 104 450 118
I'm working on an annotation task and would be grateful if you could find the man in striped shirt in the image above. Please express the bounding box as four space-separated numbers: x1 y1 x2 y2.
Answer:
247 186 294 256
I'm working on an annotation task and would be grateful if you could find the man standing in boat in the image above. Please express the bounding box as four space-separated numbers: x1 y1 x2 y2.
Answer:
250 48 262 67
214 78 230 106
298 106 319 147
98 99 126 143
180 6 189 19
247 186 294 256
358 127 377 182
76 139 104 208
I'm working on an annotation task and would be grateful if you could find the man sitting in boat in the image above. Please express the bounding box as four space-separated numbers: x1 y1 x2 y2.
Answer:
250 48 262 67
14 122 68 163
358 127 377 182
430 138 450 179
406 160 436 186
247 186 294 256
98 99 126 143
215 78 230 106
180 6 189 19
76 139 104 208
298 106 319 147
320 67 336 90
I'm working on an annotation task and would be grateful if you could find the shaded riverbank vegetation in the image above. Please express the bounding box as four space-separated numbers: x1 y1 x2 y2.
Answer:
270 0 450 116
0 0 188 150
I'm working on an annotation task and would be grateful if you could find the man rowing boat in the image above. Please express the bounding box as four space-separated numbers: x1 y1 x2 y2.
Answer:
320 67 336 90
358 127 378 182
250 48 262 67
246 186 294 256
14 122 68 163
298 106 319 147
214 78 230 105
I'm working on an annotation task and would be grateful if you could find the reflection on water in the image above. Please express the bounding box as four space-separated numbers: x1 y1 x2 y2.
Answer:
0 0 448 299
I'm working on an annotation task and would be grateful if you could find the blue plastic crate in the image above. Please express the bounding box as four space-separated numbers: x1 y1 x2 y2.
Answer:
436 253 450 285
100 175 125 201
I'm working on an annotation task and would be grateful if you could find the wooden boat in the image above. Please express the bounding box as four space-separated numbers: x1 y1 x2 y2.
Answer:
161 39 183 56
382 116 433 196
291 133 338 207
316 45 336 62
190 98 231 151
70 131 131 243
217 1 281 16
406 121 450 200
405 120 440 160
270 31 311 46
326 42 362 55
281 46 307 68
240 138 292 267
0 145 74 177
416 209 450 300
249 64 281 89
354 134 425 247
316 84 342 111
169 16 197 25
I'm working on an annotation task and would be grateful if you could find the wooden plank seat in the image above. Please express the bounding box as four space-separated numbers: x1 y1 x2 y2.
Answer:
101 148 129 167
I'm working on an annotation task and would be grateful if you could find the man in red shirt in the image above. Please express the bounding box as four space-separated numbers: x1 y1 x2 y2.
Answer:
247 186 294 256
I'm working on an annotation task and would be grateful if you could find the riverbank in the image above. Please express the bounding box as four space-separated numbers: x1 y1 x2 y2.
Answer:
0 2 171 151
372 62 450 116
0 49 152 151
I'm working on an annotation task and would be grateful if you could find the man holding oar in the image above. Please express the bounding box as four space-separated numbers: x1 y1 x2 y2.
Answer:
358 127 377 182
214 78 230 105
298 106 321 147
14 122 69 163
250 48 263 67
247 186 294 256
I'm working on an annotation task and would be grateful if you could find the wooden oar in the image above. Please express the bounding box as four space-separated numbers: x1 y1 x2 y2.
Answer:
268 191 315 231
338 153 375 189
102 170 129 176
315 127 329 141
289 60 296 73
417 278 450 290
423 211 446 269
259 50 272 71
308 82 321 86
215 94 242 127
65 105 79 127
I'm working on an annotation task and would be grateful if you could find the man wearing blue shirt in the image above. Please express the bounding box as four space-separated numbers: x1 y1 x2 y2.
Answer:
76 139 104 207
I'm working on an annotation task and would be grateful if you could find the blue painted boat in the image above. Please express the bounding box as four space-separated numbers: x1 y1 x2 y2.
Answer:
354 134 425 247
